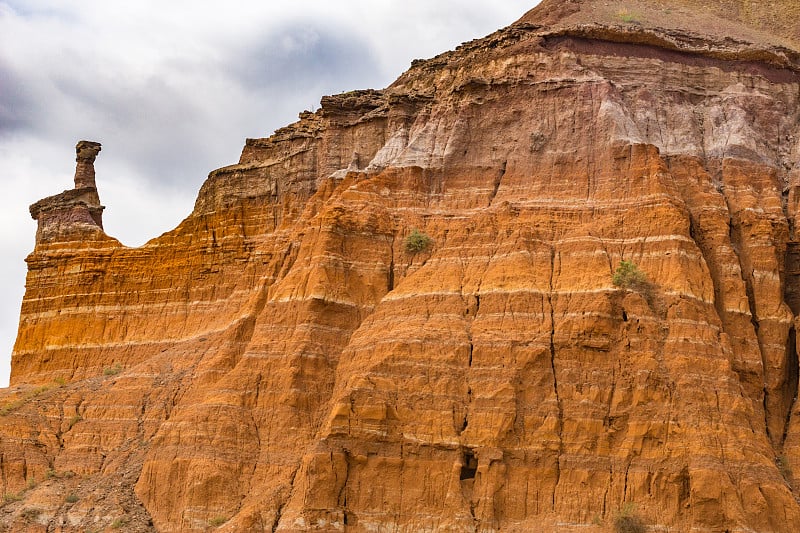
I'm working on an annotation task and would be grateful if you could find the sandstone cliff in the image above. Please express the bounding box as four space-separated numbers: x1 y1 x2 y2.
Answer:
4 1 800 531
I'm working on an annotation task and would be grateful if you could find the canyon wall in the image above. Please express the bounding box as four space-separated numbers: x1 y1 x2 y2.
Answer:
3 1 800 531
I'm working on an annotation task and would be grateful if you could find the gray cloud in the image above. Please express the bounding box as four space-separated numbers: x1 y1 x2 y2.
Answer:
0 1 540 387
229 20 381 90
0 60 34 134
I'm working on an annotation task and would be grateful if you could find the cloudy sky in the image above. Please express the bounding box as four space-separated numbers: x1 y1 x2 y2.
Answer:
0 0 541 387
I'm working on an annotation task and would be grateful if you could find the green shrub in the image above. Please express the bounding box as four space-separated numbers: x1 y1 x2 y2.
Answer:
110 516 128 529
614 503 646 533
103 363 122 376
209 516 229 527
612 260 650 292
3 492 22 503
617 8 639 23
65 493 79 504
777 455 793 479
0 384 53 416
67 415 82 430
405 229 433 254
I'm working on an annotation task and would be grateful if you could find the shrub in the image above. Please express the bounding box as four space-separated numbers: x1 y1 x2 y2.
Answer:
65 493 79 504
777 455 793 479
110 516 128 529
21 507 41 520
612 260 650 292
103 363 122 376
209 516 229 527
617 8 639 23
614 503 646 533
0 384 52 416
3 492 22 503
0 399 24 416
67 415 82 430
405 229 433 253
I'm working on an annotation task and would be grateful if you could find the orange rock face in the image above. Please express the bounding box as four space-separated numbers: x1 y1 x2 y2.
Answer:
5 1 800 531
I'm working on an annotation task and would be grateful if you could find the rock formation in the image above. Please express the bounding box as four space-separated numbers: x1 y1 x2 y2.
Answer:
28 140 106 244
4 0 800 531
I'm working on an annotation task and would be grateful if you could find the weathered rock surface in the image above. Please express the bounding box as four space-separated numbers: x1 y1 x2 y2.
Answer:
4 0 800 531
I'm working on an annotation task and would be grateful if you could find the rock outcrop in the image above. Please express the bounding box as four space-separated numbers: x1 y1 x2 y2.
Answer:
28 140 107 244
4 1 800 531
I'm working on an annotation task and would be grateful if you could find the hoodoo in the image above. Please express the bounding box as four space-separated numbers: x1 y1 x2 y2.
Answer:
4 1 800 531
28 140 105 244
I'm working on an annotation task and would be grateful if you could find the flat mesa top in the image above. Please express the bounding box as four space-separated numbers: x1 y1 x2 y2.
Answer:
518 0 800 51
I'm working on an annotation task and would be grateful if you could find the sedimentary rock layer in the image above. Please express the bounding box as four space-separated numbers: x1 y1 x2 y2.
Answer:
4 1 800 531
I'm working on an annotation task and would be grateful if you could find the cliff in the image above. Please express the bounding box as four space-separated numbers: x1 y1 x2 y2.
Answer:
4 0 800 531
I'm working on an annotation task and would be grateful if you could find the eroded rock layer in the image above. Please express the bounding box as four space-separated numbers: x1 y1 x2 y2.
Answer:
4 1 800 531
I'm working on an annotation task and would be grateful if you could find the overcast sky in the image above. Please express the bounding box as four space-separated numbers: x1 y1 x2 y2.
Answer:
0 0 541 387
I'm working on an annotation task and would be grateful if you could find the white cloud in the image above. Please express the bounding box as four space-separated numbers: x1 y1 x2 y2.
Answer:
0 0 540 386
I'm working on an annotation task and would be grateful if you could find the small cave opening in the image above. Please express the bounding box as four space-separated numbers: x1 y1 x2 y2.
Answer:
460 449 478 480
622 310 628 322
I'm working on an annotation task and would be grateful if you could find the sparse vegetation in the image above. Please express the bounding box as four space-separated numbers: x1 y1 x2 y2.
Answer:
614 503 646 533
617 8 640 23
67 414 83 430
209 516 230 527
21 507 42 521
0 384 53 416
612 260 651 292
103 363 122 376
0 399 24 416
405 229 433 254
26 477 37 490
65 493 79 504
777 455 794 480
3 492 22 503
110 516 129 529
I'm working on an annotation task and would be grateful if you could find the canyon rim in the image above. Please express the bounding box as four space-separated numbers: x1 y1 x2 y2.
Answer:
4 0 800 531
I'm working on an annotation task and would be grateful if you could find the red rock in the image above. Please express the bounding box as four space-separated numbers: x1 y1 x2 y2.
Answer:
4 1 800 531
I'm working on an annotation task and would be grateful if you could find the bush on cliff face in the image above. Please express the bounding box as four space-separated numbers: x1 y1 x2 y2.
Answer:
405 229 433 253
612 260 650 293
614 503 646 533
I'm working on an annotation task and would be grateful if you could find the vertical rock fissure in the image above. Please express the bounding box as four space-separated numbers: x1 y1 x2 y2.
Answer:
782 326 799 448
488 161 507 206
548 245 563 509
785 243 800 314
729 217 760 333
336 453 351 510
727 208 776 443
271 468 298 533
388 234 396 291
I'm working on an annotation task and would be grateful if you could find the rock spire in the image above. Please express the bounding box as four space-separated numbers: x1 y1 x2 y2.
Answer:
28 140 105 242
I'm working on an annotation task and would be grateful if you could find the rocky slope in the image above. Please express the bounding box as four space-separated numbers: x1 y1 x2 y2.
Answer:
4 0 800 531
